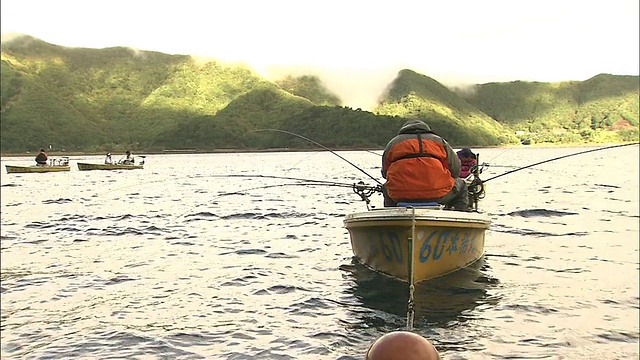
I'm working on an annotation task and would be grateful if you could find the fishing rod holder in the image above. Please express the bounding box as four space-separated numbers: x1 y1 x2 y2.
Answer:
467 156 486 212
468 177 485 200
352 181 381 206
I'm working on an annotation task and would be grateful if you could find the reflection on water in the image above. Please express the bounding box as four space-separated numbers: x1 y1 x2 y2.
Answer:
340 256 500 329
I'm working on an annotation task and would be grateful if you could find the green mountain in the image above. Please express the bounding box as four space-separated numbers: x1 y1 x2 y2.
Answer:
153 82 316 150
375 69 520 146
0 34 637 153
1 35 267 152
274 75 342 106
154 82 405 150
456 75 639 143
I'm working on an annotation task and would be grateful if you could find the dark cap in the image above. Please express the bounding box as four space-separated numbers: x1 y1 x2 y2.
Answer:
457 147 476 159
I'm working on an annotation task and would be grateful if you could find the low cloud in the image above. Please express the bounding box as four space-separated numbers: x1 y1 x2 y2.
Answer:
0 32 28 43
252 64 401 111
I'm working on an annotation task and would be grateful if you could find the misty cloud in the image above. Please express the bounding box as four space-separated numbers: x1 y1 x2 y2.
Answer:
253 64 401 111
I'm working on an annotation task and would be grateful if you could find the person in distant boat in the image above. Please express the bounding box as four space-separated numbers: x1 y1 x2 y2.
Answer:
381 119 469 211
104 153 113 164
120 151 134 165
35 149 48 166
365 331 441 360
457 147 478 179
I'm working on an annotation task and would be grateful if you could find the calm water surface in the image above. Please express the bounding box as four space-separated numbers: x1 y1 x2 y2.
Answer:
1 146 638 359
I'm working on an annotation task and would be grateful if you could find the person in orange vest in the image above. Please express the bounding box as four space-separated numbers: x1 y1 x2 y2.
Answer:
381 119 469 211
35 149 48 165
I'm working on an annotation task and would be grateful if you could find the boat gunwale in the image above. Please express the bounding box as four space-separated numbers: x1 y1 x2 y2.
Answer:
5 165 71 173
345 219 490 229
344 208 491 227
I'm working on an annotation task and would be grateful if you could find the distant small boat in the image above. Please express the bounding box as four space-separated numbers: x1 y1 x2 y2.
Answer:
5 157 71 174
77 162 144 171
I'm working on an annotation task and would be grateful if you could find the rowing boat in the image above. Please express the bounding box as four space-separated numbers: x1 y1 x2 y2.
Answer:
77 163 143 171
345 163 489 284
5 157 71 174
5 164 71 174
77 155 146 171
344 203 490 283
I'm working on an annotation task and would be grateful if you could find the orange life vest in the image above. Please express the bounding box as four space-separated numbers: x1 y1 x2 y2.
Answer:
383 133 455 200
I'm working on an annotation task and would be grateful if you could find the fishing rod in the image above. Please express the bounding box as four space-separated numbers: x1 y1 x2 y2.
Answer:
484 142 639 183
254 128 383 186
212 181 358 198
178 181 366 220
88 173 355 199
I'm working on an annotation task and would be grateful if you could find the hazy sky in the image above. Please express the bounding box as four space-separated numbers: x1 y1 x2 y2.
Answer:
2 0 638 109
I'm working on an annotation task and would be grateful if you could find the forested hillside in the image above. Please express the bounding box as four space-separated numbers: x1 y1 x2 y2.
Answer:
0 35 637 153
456 75 639 144
375 70 519 146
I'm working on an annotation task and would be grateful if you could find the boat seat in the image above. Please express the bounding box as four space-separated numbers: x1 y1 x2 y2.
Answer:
396 201 441 208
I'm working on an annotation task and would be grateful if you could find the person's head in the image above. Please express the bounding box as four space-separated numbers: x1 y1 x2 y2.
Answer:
398 119 431 135
40 149 45 153
126 151 131 155
365 331 440 360
106 153 111 157
457 147 476 160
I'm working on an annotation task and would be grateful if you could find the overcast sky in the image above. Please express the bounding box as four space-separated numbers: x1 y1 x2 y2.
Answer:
2 0 638 109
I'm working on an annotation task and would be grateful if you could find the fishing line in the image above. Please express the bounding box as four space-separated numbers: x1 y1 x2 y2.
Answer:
284 151 321 172
176 181 362 220
484 146 517 164
78 170 371 222
254 128 383 185
200 174 356 187
482 164 520 169
484 142 639 183
212 181 355 199
86 173 354 200
481 164 551 173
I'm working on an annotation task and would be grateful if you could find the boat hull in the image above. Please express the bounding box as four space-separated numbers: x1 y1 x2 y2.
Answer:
77 163 143 171
344 207 490 283
5 165 71 174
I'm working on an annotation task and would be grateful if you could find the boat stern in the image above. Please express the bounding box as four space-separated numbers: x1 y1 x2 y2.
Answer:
344 208 490 282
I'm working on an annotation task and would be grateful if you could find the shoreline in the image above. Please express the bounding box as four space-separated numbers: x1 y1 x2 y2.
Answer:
1 141 636 158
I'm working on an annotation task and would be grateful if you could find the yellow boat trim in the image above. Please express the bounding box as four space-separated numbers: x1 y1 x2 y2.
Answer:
346 219 490 229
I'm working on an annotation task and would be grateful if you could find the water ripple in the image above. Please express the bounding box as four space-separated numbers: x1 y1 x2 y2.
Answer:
1 149 637 359
504 209 579 217
42 198 73 204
